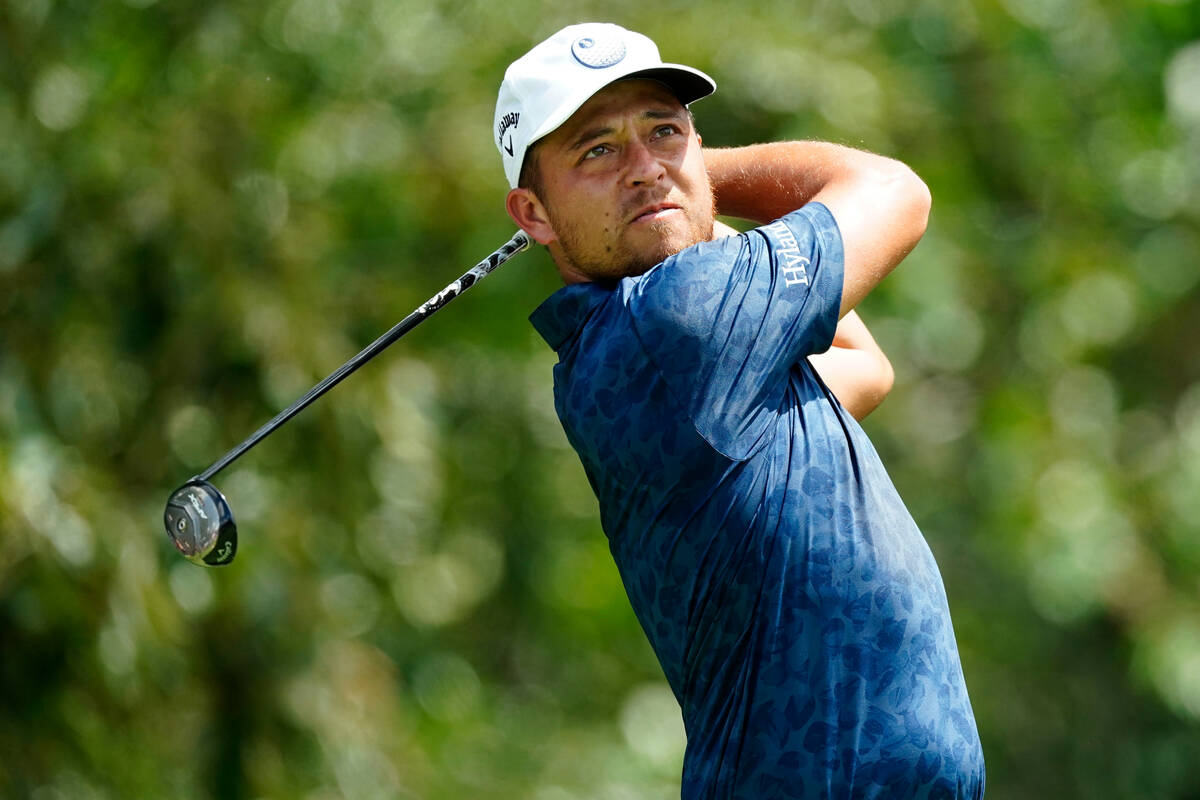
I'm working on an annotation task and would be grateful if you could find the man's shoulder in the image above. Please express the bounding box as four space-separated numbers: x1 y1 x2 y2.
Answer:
642 202 839 280
530 281 615 351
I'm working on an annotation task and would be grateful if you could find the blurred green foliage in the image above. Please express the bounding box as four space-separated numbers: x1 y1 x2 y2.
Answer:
2 0 1200 797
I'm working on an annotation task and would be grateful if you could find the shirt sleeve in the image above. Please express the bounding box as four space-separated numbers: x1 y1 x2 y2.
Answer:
626 202 844 460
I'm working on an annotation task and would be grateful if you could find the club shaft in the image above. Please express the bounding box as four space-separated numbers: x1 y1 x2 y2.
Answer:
197 231 532 482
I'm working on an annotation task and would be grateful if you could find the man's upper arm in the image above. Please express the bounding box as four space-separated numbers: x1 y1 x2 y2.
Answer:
626 206 844 458
810 162 931 317
705 143 931 318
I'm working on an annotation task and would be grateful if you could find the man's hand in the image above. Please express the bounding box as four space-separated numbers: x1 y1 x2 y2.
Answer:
704 142 930 318
807 311 894 420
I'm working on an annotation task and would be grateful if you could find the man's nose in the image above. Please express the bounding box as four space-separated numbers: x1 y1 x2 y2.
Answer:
624 139 665 186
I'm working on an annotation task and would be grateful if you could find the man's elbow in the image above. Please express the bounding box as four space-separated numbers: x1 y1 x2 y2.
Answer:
875 351 895 400
860 351 895 418
908 168 932 242
839 350 896 421
828 157 932 316
885 162 931 251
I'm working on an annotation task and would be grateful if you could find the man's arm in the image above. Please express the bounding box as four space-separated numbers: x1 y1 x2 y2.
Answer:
807 311 893 420
704 142 931 317
704 142 927 418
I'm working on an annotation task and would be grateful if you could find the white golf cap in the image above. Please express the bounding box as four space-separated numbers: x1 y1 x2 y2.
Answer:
494 23 716 189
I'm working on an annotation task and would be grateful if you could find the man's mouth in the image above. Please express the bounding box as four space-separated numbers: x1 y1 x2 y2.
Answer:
629 203 682 224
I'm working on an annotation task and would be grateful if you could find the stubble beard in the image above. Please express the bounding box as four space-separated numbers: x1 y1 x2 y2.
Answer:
549 188 717 282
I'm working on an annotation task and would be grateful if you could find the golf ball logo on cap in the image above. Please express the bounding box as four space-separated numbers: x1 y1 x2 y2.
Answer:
572 34 626 69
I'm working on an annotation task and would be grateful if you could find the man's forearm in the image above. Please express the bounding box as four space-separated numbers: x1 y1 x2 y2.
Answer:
808 311 894 420
705 142 906 223
704 141 930 317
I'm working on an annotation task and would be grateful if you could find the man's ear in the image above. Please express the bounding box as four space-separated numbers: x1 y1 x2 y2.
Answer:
506 188 556 246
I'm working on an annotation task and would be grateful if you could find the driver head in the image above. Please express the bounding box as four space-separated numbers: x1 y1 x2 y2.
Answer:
164 480 238 566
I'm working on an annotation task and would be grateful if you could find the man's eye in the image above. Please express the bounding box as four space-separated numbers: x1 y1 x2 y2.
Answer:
583 144 610 160
652 125 678 139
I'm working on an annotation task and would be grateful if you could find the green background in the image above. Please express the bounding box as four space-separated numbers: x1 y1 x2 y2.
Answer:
3 0 1200 797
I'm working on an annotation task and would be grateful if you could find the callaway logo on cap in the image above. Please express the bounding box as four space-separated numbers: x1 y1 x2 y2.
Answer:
494 23 716 189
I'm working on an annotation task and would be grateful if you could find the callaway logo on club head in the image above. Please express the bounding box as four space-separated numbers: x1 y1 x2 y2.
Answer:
497 111 519 157
571 35 626 69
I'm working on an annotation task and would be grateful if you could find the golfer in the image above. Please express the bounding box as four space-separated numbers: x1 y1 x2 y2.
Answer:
496 23 985 799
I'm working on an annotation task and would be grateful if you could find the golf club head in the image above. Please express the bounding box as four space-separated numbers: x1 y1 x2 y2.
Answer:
164 480 238 566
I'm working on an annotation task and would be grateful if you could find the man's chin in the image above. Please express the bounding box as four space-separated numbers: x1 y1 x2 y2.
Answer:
627 220 711 264
557 217 715 282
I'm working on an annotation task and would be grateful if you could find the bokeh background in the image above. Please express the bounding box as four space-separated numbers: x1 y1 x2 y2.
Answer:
3 0 1200 797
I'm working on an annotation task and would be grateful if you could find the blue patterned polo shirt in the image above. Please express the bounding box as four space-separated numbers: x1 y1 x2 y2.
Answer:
530 203 985 799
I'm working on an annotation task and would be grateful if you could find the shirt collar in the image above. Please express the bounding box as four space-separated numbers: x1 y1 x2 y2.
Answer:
529 282 613 351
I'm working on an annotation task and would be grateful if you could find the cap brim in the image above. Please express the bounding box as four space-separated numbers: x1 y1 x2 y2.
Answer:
524 64 716 153
622 64 716 106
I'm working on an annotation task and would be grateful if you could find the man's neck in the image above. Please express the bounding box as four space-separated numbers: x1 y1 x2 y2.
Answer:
712 219 741 240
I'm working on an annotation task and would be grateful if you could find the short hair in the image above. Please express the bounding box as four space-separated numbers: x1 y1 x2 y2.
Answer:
517 141 543 196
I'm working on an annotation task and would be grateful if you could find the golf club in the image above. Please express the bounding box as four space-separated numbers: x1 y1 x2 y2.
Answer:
163 230 532 566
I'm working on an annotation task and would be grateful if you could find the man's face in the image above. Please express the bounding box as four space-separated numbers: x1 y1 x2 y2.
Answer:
517 79 715 282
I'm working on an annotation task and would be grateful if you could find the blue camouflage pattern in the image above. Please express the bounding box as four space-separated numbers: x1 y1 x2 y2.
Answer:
530 203 985 799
